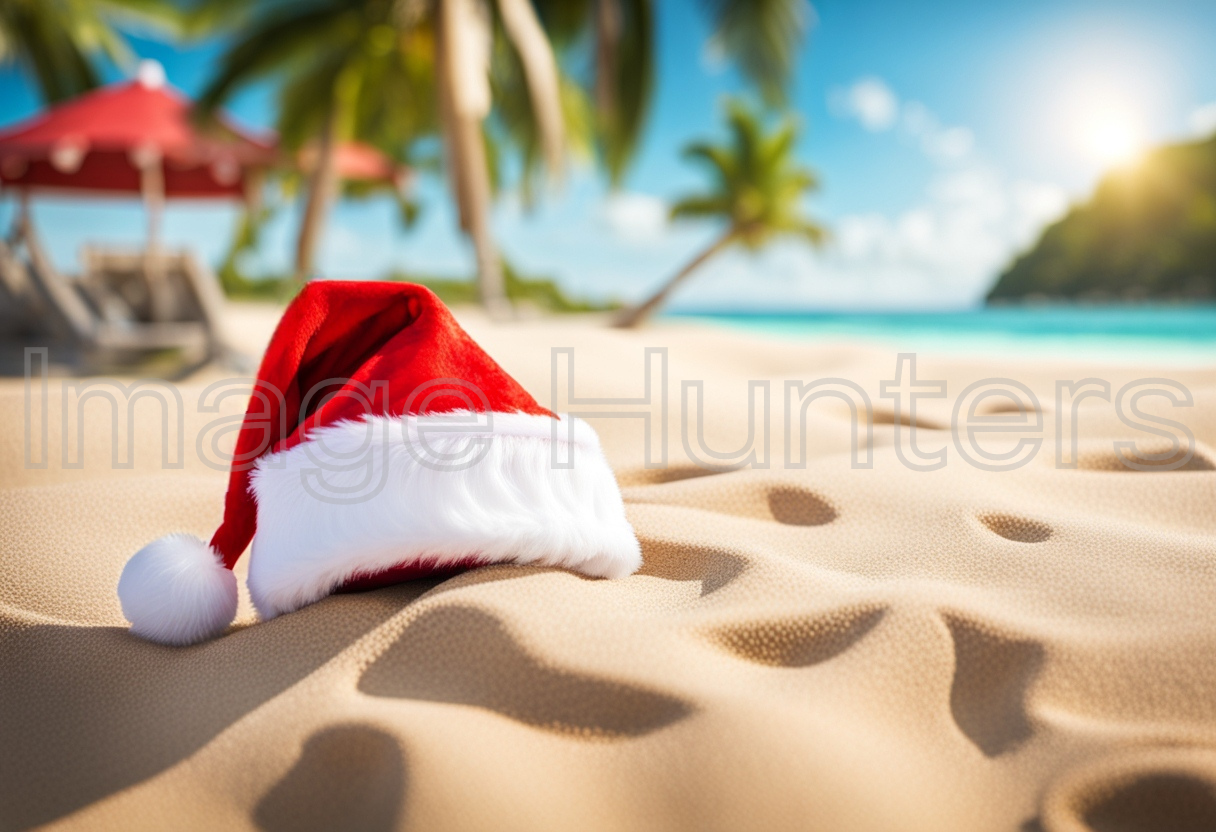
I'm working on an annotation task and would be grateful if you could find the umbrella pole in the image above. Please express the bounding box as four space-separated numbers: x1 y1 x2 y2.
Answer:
14 189 30 243
140 155 171 321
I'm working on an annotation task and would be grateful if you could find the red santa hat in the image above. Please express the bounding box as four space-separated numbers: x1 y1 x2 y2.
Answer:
118 281 641 645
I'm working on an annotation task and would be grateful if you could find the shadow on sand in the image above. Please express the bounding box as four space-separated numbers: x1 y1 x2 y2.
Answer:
0 581 439 831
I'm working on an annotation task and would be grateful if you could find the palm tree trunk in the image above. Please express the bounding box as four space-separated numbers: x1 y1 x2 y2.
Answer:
458 121 510 317
497 0 565 175
293 100 340 283
138 153 172 321
612 228 735 328
437 0 510 318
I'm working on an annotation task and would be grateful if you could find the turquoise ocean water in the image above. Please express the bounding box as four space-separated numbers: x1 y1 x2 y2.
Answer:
671 306 1216 367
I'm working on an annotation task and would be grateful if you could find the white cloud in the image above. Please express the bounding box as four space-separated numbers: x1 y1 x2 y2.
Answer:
830 78 900 131
922 126 975 162
901 100 973 162
676 166 1069 310
601 192 669 243
639 79 1073 309
832 80 974 163
463 79 1072 311
1188 102 1216 138
1010 180 1070 231
831 168 1066 296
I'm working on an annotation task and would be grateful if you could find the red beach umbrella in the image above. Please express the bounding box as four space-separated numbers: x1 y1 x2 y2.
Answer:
0 61 275 200
0 60 276 267
298 140 409 190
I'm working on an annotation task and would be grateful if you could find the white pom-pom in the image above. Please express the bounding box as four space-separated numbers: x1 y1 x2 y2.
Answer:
118 534 238 646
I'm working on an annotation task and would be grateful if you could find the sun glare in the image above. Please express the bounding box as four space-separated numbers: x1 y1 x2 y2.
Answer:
1074 101 1145 167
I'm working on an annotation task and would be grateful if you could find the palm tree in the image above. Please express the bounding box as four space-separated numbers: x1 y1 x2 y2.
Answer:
531 0 811 186
462 0 812 311
196 2 429 286
613 99 825 328
438 0 565 314
0 0 179 103
198 0 564 309
197 0 811 310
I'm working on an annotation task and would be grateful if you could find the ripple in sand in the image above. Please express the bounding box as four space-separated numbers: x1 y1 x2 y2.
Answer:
616 465 735 486
359 605 691 739
943 613 1044 757
871 409 947 430
704 604 885 668
1041 749 1216 832
255 725 406 832
766 486 838 526
1072 441 1215 472
980 400 1039 416
637 541 748 597
980 513 1053 544
1082 773 1216 832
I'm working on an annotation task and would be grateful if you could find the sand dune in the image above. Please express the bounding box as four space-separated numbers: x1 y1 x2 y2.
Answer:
3 310 1216 831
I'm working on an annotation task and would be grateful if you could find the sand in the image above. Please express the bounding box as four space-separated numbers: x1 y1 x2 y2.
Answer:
3 306 1216 831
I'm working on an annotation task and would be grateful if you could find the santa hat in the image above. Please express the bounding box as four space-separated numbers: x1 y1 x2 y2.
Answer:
118 281 641 645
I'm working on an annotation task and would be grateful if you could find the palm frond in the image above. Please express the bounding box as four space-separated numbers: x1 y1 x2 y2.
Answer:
682 141 737 185
350 27 438 154
531 0 591 48
798 221 828 245
761 117 798 167
0 0 189 103
275 49 352 148
496 0 565 174
700 0 811 105
1 0 99 101
595 0 654 184
172 0 260 38
196 4 358 112
670 194 731 221
725 99 762 187
673 96 826 253
95 0 187 39
488 13 592 207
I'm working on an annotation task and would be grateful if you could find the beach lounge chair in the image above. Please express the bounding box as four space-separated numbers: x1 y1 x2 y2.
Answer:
80 246 227 336
7 210 214 368
0 235 44 336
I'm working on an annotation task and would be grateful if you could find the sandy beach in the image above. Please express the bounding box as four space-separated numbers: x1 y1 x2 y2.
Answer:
3 304 1216 832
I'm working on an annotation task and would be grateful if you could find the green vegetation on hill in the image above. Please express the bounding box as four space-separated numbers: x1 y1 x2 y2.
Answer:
988 136 1216 302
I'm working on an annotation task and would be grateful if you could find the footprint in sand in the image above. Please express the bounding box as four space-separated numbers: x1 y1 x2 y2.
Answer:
359 605 691 739
255 725 406 832
943 613 1044 757
637 541 748 597
1071 440 1216 472
871 409 948 430
616 465 735 486
1039 748 1216 832
766 485 838 526
980 400 1040 416
704 604 886 668
980 513 1053 544
623 474 839 530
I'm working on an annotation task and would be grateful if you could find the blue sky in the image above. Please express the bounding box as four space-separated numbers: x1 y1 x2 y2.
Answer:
3 0 1216 309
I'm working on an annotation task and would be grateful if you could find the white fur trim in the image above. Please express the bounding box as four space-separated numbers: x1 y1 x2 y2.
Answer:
117 534 238 645
248 411 641 619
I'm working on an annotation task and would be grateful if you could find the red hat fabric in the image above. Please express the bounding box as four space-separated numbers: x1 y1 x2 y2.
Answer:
118 281 641 645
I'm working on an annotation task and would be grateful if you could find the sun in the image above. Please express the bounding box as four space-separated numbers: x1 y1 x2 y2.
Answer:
1075 101 1145 167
